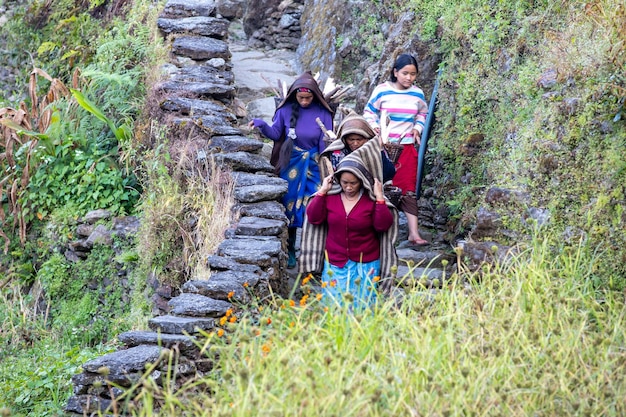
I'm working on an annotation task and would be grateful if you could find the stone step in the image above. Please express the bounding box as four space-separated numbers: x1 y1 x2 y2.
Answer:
208 135 264 153
213 151 274 173
160 96 236 119
172 35 231 61
160 0 218 19
148 314 216 334
118 330 200 354
235 216 286 236
182 271 261 303
396 246 455 268
157 16 229 38
168 293 233 317
216 235 282 265
231 200 288 221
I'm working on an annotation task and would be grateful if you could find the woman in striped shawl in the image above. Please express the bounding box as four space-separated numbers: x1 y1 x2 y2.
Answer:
319 110 396 184
299 138 399 308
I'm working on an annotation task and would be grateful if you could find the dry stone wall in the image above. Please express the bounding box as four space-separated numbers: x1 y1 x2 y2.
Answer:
65 1 293 414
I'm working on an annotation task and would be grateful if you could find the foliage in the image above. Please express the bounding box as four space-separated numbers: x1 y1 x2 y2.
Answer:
0 337 115 417
404 0 626 288
39 245 132 345
0 1 163 415
136 134 235 287
97 232 626 416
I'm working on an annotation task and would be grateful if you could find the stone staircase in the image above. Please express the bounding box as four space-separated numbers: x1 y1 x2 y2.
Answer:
65 1 455 414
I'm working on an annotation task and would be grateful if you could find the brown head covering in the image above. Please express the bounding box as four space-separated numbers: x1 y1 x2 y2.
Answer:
276 71 334 115
337 111 377 147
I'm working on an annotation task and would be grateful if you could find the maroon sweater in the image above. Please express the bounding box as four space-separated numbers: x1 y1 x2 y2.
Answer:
306 193 394 267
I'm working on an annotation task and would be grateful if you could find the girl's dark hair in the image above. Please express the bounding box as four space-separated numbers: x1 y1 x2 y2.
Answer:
389 53 419 82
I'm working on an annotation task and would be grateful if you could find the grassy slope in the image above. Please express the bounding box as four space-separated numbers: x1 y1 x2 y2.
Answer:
426 0 626 286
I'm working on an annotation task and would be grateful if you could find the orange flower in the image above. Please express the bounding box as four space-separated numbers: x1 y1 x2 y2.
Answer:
262 344 271 353
227 291 235 299
321 281 327 288
330 280 337 287
316 293 323 301
219 316 228 326
266 317 272 325
225 309 233 317
217 329 225 337
299 294 309 306
289 299 296 307
373 276 381 283
323 307 329 312
229 316 237 323
290 321 295 327
243 282 249 287
302 273 312 285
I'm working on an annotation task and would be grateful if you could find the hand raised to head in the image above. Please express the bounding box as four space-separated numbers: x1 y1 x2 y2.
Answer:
318 174 334 195
373 178 385 201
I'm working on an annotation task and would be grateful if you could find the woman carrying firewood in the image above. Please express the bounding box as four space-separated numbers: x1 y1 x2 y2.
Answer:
248 72 334 269
363 53 429 246
299 136 399 305
318 110 396 184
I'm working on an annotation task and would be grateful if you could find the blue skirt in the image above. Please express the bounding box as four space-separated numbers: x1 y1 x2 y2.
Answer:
280 145 320 228
320 258 380 311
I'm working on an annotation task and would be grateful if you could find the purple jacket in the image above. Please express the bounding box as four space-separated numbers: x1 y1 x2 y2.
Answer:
252 102 333 152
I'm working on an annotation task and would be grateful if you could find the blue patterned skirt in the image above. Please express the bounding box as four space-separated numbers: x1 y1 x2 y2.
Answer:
320 258 380 311
280 145 320 228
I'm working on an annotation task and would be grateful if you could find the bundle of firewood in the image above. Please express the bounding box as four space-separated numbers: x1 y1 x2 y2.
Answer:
263 73 353 113
314 72 353 112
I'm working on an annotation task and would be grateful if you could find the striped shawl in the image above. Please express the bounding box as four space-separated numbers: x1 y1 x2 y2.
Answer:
299 138 399 282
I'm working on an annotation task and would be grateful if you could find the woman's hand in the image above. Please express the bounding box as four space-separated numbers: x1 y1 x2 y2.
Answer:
412 128 422 146
373 178 385 201
318 174 334 195
247 120 255 129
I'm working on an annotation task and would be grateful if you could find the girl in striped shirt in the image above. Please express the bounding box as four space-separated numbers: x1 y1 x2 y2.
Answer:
364 53 429 246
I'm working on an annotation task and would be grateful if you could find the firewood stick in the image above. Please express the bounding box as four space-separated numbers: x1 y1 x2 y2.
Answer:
330 85 353 100
315 117 337 141
324 86 341 101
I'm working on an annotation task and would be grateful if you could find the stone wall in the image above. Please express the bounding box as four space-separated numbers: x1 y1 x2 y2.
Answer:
242 0 304 50
65 0 293 413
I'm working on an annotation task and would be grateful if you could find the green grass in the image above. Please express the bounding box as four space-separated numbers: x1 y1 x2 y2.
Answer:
105 233 625 416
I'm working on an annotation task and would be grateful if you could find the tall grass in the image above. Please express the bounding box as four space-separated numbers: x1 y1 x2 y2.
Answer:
113 232 625 416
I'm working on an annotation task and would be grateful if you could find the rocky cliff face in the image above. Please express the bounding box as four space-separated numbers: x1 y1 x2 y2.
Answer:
294 0 441 111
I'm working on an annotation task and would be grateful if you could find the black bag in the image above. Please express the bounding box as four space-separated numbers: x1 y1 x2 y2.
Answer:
384 184 403 208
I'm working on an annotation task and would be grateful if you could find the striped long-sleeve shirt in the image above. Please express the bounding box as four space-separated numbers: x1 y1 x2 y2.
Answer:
363 81 428 145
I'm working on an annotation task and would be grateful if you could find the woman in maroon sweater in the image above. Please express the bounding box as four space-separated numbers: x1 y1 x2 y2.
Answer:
306 160 394 309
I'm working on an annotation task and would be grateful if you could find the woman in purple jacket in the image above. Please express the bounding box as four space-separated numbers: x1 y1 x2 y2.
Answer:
248 72 334 268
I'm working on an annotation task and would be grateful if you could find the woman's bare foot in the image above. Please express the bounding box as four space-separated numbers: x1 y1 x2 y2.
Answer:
408 236 429 245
